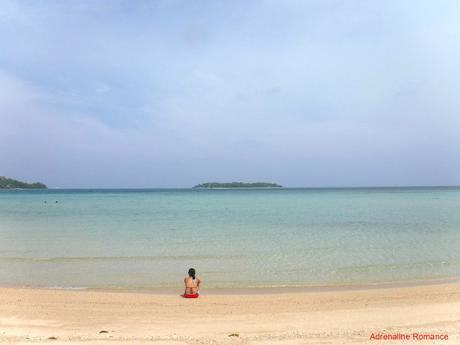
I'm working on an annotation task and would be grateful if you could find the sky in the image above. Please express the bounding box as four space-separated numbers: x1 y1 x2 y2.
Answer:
1 0 459 188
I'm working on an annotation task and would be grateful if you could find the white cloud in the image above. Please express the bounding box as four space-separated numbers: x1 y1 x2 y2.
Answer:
95 83 110 94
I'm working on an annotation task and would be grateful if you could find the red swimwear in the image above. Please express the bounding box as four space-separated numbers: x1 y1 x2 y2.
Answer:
182 293 199 298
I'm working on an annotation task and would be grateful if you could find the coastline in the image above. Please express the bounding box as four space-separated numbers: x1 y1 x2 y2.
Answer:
1 281 459 344
3 274 460 295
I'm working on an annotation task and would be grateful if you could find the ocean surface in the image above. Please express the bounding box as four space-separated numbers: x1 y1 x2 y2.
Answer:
0 187 459 289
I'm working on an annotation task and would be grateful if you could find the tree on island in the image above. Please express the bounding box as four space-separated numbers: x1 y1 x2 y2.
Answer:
193 182 282 188
0 176 47 189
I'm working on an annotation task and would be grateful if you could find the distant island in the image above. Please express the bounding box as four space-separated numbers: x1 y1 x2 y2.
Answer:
193 182 282 189
0 176 47 189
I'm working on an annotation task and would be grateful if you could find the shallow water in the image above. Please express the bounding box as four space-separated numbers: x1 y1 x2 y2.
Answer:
0 187 459 289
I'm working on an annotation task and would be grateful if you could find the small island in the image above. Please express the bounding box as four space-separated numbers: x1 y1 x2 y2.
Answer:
0 176 47 189
193 182 282 189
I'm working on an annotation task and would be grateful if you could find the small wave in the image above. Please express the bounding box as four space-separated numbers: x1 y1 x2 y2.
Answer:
45 286 89 290
335 260 453 273
0 254 245 263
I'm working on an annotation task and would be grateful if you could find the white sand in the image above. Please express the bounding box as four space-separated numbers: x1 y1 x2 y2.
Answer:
0 282 459 344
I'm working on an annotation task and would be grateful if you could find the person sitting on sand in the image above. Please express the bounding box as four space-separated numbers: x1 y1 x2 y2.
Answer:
183 268 201 298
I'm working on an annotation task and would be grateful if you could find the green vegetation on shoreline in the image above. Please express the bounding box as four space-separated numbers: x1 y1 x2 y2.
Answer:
193 182 282 189
0 176 47 189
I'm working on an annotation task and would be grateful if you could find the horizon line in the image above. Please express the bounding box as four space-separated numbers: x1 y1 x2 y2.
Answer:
14 185 460 190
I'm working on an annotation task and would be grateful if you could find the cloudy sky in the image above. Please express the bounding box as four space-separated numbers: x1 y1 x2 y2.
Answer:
1 0 459 188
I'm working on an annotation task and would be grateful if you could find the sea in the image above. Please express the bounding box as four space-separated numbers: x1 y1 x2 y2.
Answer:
0 187 459 290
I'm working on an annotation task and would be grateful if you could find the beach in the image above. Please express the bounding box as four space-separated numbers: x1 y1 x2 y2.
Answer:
3 0 460 342
1 188 459 343
1 282 459 344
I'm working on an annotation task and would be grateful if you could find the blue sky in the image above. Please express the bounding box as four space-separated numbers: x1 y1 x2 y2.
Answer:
1 0 459 188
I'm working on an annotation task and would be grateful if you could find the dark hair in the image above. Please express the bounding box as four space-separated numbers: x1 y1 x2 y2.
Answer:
188 268 196 279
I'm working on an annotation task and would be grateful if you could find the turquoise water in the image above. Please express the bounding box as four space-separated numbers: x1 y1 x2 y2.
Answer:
0 188 459 289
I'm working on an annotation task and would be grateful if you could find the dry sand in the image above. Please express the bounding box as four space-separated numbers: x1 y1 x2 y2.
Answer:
0 282 459 344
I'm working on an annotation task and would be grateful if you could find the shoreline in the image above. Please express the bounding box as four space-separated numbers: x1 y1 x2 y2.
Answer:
1 281 459 344
3 275 460 295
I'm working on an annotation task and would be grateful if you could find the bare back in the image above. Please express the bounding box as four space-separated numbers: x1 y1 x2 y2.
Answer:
184 276 200 294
